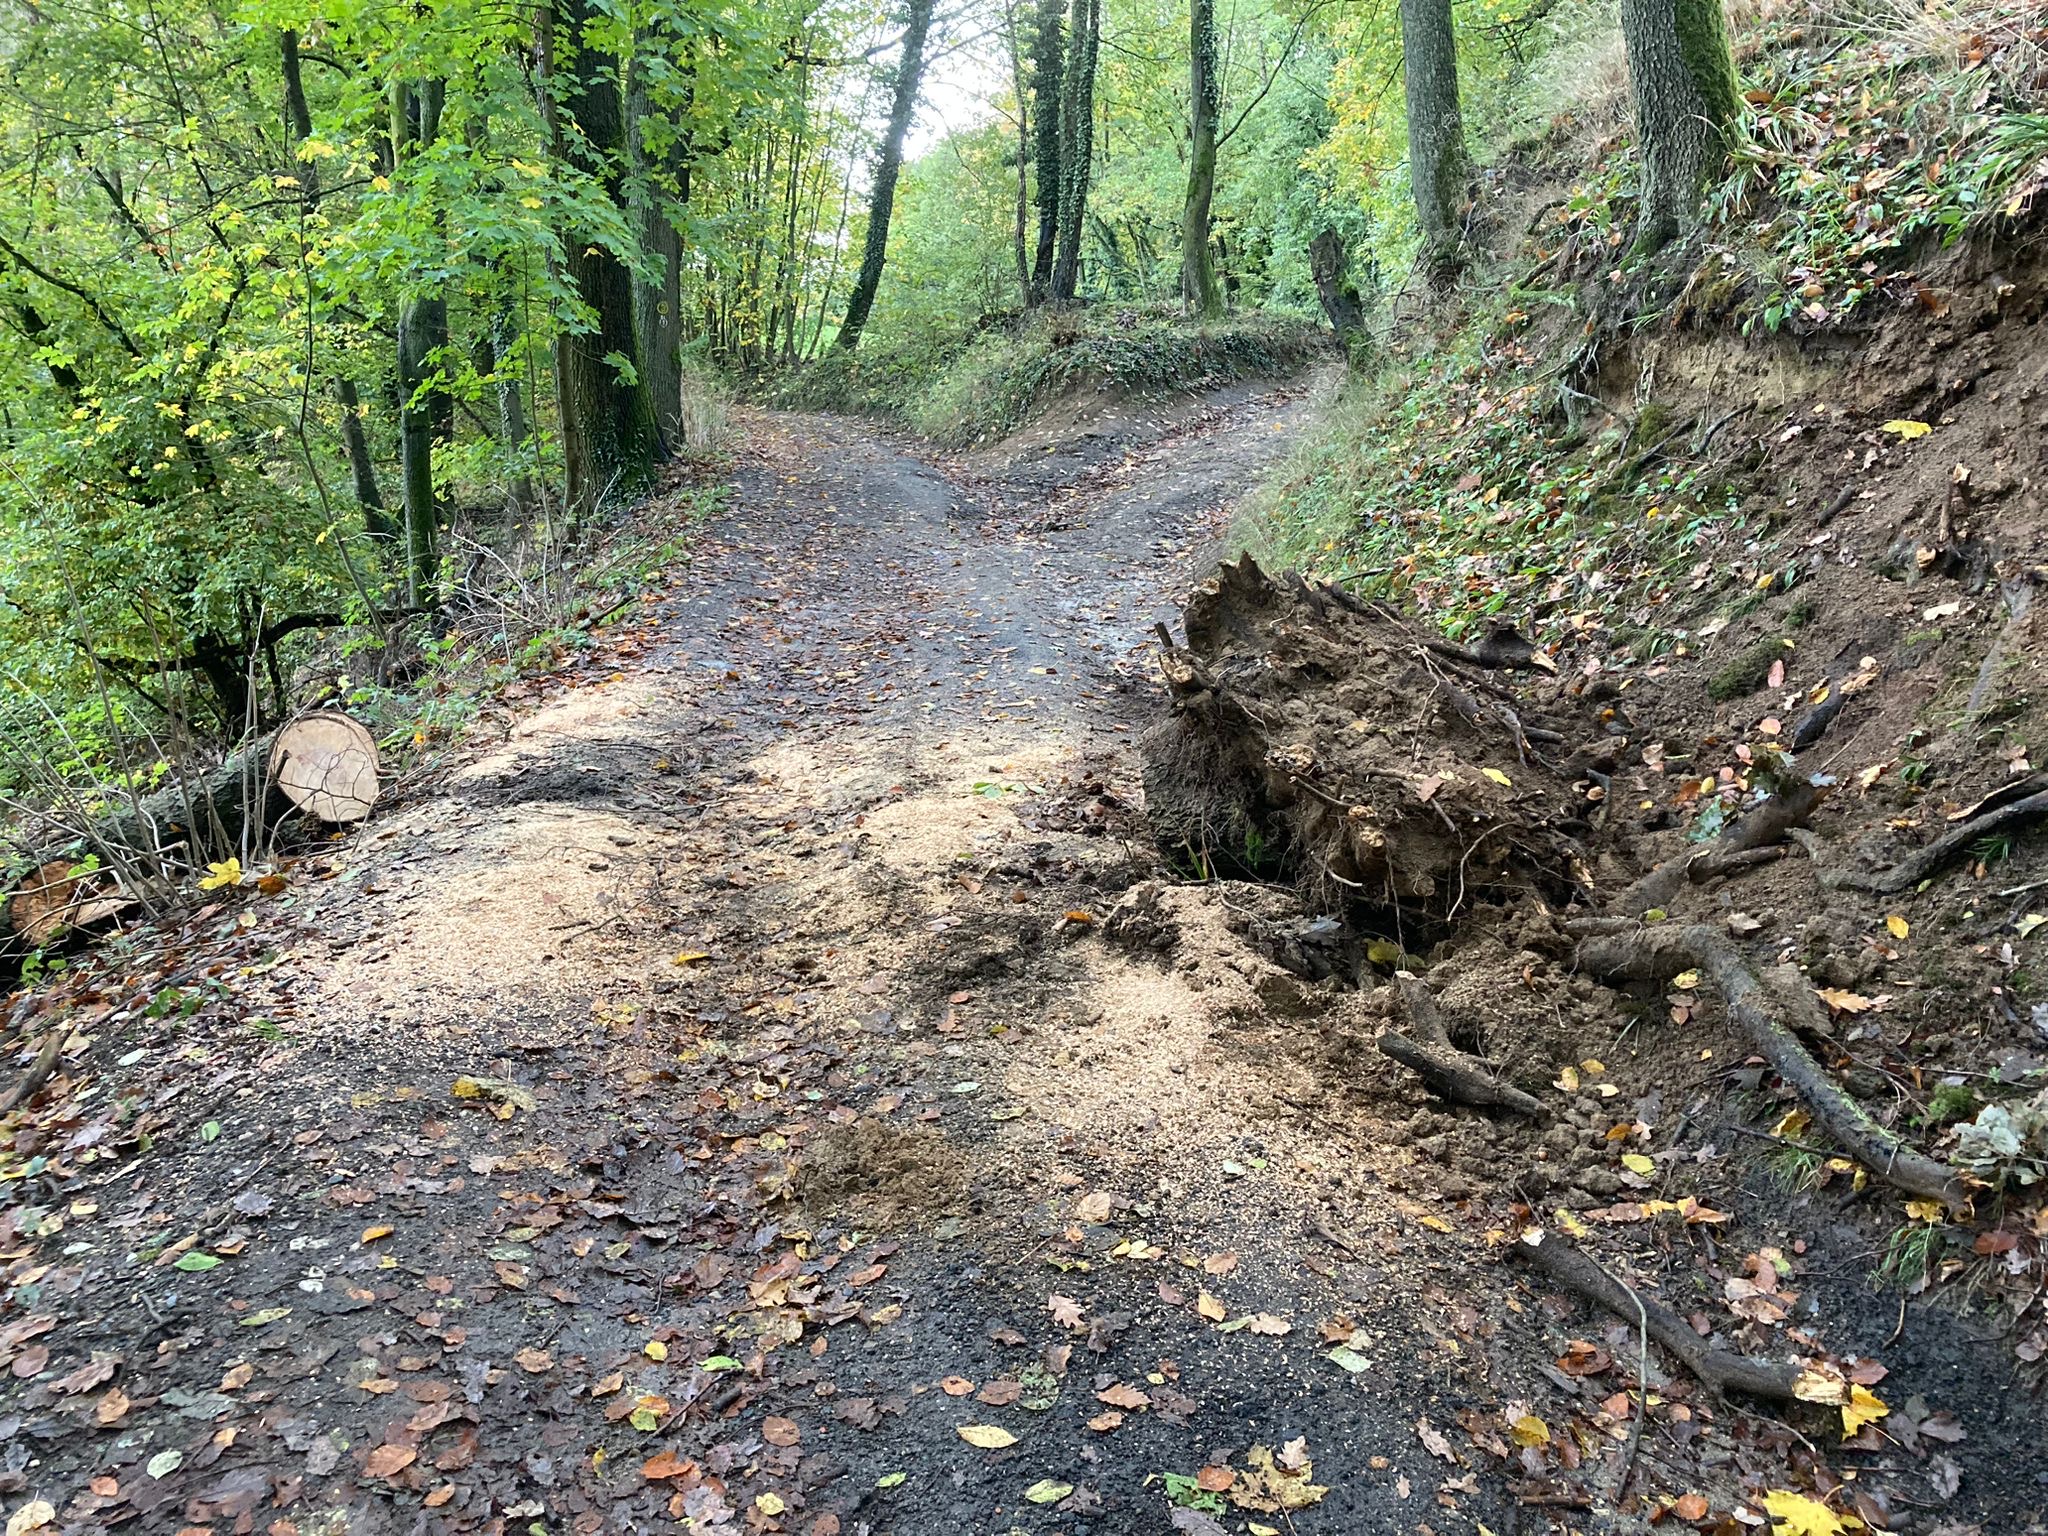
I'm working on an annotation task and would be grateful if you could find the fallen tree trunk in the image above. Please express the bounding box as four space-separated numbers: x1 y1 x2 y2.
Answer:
1573 920 1969 1207
1509 1227 1801 1401
6 712 380 890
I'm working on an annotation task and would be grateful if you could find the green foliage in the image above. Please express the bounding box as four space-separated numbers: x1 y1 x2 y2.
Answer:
777 305 1326 447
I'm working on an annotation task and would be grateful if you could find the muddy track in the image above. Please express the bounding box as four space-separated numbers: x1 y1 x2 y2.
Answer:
7 377 2034 1535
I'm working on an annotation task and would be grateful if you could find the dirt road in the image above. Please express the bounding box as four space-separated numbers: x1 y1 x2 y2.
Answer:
10 379 2031 1534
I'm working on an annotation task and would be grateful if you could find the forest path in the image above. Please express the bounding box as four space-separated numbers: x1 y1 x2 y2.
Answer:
20 376 1543 1536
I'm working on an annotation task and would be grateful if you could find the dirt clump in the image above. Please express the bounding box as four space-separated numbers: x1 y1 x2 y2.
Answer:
799 1114 969 1225
1142 554 1603 930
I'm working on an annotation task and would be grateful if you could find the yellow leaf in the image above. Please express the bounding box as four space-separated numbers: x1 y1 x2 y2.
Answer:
1023 1479 1073 1504
755 1493 786 1516
1815 988 1879 1015
1760 1490 1859 1535
644 1340 668 1361
1621 1154 1655 1176
1510 1413 1550 1447
1770 1107 1811 1139
1197 1291 1227 1322
672 951 711 967
199 858 242 891
1481 767 1513 787
1904 1198 1943 1223
1555 1066 1580 1092
359 1225 393 1244
1880 419 1931 440
1885 914 1909 940
1580 1059 1606 1075
957 1425 1017 1449
1841 1384 1888 1439
1673 969 1700 990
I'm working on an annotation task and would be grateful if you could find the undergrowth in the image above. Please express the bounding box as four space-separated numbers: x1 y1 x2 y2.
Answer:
773 306 1329 449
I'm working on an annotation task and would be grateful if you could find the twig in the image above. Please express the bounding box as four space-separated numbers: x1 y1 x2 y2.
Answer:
0 1029 72 1115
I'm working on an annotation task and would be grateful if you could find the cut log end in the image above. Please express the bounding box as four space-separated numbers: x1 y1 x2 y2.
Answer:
269 711 381 825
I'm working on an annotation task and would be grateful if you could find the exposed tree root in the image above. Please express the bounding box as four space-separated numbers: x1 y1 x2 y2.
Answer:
1573 922 1969 1207
1618 779 1827 916
1841 778 2048 895
0 1029 71 1116
1377 975 1544 1116
1509 1227 1801 1402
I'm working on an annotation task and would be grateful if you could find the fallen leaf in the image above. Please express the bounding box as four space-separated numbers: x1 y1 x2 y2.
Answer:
1814 988 1879 1016
763 1416 800 1447
1621 1153 1655 1176
1196 1292 1226 1322
94 1388 131 1426
1841 1384 1888 1439
1086 1410 1123 1431
1759 1489 1859 1535
1481 767 1513 787
1415 1418 1457 1462
1095 1382 1150 1410
976 1379 1022 1406
756 1492 787 1516
1023 1479 1073 1504
1245 1313 1291 1336
940 1376 974 1396
1196 1466 1235 1492
1510 1413 1550 1447
1201 1251 1239 1276
957 1424 1017 1449
1674 1492 1710 1520
1048 1295 1085 1329
365 1444 417 1478
1885 914 1909 940
513 1347 553 1374
4 1501 54 1536
1880 419 1931 440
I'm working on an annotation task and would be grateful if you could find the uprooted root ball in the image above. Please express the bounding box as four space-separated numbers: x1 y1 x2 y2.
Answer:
1141 554 1601 926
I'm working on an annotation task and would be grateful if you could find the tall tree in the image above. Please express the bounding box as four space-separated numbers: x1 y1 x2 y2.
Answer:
1619 0 1742 249
549 0 663 522
1180 0 1223 317
392 77 449 600
834 0 937 351
1047 0 1100 303
1026 0 1066 297
1398 0 1469 277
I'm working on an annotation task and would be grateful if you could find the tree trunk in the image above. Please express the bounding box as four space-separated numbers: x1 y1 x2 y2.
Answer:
550 0 662 523
1398 0 1469 278
391 77 445 601
1027 0 1065 298
335 379 393 539
625 54 683 446
1180 0 1223 318
1308 228 1367 350
1048 0 1099 304
1619 0 1741 250
282 31 391 542
834 0 937 352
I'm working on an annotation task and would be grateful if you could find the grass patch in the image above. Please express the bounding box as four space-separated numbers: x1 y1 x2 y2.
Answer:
770 305 1329 449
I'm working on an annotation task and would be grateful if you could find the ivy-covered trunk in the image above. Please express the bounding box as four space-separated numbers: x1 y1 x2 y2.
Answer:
1180 0 1223 318
1398 0 1469 277
550 0 661 523
833 0 936 352
1048 0 1099 304
1619 0 1742 249
1027 0 1065 299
